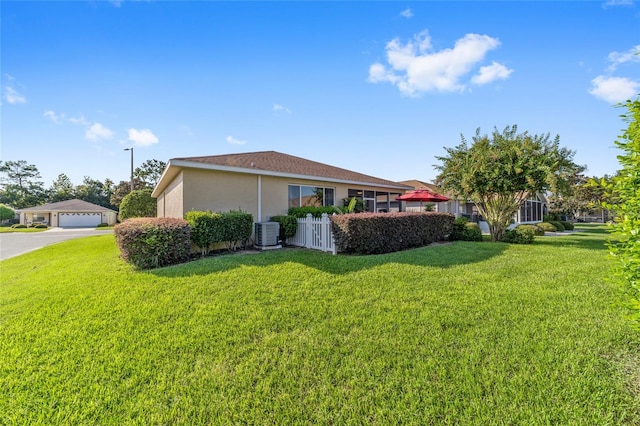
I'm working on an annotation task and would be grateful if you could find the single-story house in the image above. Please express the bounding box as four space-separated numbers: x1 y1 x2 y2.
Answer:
19 199 117 227
400 179 548 226
152 151 414 221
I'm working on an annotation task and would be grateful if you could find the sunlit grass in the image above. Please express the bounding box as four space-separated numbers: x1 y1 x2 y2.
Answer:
0 227 47 233
1 225 638 424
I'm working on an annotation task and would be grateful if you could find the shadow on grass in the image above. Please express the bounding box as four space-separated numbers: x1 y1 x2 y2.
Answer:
150 239 510 278
149 223 614 279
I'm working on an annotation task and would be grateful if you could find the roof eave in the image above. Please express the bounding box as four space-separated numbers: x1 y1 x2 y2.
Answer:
152 159 413 196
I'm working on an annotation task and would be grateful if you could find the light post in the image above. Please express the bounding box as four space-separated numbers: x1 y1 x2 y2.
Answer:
124 147 134 192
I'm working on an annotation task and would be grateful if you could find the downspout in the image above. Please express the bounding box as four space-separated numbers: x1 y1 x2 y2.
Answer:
257 175 262 222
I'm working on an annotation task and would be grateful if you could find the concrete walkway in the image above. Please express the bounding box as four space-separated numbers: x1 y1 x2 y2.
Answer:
0 227 114 261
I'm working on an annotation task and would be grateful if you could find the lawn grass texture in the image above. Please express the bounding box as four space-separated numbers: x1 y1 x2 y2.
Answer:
0 227 47 233
1 224 639 424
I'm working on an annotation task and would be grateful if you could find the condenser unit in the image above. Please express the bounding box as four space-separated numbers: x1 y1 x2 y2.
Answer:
254 222 281 249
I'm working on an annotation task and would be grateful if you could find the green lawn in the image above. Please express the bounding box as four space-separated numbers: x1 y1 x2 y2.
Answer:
1 224 638 424
0 227 47 233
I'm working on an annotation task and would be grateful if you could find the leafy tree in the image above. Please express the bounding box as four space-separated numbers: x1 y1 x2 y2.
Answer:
605 94 640 326
547 174 614 221
48 173 76 202
0 160 47 208
0 204 16 222
119 188 157 220
75 177 115 209
134 159 166 189
435 125 582 241
109 179 146 209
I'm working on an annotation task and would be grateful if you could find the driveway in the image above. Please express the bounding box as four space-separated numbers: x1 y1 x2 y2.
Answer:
0 227 114 261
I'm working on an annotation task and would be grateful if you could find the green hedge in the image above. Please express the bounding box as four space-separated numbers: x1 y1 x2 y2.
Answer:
560 221 574 231
114 218 191 269
548 221 566 232
330 212 454 255
449 217 483 242
537 222 557 232
270 215 298 243
516 224 545 236
288 206 338 218
185 210 253 254
502 226 535 244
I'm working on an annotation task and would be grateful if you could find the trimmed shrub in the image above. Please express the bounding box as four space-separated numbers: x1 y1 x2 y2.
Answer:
119 189 157 220
185 210 222 255
11 224 27 229
114 218 191 269
537 222 557 232
270 215 298 243
450 216 483 242
34 224 48 229
218 210 253 250
516 224 545 236
502 227 535 244
185 210 253 253
96 223 110 228
331 212 454 255
288 206 338 218
559 221 574 231
548 221 566 232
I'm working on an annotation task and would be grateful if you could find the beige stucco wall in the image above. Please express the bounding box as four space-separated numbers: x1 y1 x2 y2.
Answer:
157 171 185 218
156 166 408 222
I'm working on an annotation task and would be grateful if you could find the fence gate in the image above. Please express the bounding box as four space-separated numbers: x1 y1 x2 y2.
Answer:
286 213 336 255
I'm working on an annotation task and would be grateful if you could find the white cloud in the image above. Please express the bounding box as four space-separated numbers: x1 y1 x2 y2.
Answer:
589 75 640 103
226 135 247 145
44 110 65 123
68 115 90 126
471 61 514 85
400 8 413 18
607 45 640 71
4 86 26 104
128 128 159 147
603 0 634 7
368 30 508 96
86 123 114 141
273 104 292 114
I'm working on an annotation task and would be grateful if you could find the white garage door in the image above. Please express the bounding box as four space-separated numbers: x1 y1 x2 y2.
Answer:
59 212 102 227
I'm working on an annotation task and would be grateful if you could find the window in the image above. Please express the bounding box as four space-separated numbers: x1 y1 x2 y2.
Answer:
347 189 402 213
288 185 335 208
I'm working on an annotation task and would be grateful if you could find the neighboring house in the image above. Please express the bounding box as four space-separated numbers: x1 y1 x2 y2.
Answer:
152 151 414 221
398 179 475 216
400 179 548 226
19 199 117 227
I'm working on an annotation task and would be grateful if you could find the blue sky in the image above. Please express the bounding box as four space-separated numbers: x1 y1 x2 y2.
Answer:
2 1 639 188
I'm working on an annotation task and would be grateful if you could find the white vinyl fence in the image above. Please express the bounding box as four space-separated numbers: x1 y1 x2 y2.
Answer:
286 213 336 255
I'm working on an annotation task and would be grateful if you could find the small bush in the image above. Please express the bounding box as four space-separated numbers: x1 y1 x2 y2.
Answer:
548 221 566 232
34 224 48 229
11 224 27 229
119 189 157 220
560 221 574 231
185 210 222 255
289 206 338 218
114 218 191 269
96 223 110 228
450 217 482 241
516 224 545 236
502 227 535 244
537 222 557 232
270 215 298 243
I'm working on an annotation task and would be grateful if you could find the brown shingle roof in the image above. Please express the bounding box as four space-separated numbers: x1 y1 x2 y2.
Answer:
398 179 440 192
21 199 116 212
173 151 412 189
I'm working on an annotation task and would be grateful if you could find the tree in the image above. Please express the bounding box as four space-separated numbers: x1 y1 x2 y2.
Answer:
0 204 16 222
435 125 582 241
547 174 614 222
75 177 115 209
134 159 166 189
109 179 147 209
48 173 76 202
0 160 47 208
605 94 640 326
119 188 157 220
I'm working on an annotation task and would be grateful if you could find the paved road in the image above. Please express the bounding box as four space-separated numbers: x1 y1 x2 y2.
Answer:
0 228 114 261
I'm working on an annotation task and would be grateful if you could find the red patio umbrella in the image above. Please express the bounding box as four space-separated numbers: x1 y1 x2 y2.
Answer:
396 189 450 203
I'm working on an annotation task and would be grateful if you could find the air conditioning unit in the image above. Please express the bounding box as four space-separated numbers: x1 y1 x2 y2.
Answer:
254 222 281 249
